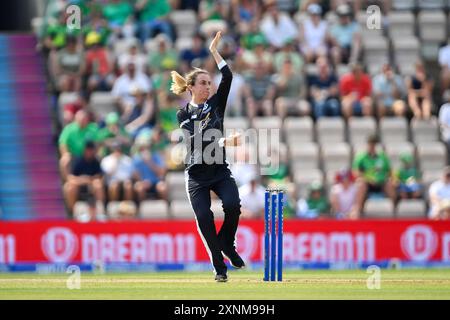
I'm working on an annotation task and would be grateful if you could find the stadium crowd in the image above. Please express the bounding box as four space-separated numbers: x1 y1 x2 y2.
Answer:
38 0 450 221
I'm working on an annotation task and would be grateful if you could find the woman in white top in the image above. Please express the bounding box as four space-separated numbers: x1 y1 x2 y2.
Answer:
330 168 359 219
299 4 328 63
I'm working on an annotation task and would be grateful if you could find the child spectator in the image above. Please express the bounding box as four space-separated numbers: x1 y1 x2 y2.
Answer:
393 153 422 200
296 181 330 219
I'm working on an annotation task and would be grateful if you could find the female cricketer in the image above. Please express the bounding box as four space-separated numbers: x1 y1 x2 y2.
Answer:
170 31 244 282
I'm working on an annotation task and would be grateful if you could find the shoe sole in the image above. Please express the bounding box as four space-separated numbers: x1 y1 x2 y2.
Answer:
221 251 246 269
215 278 228 283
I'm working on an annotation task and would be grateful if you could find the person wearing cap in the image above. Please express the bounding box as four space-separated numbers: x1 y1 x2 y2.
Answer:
112 61 152 114
64 141 105 214
328 3 361 65
238 173 266 219
372 63 407 118
339 62 373 119
299 3 328 63
49 34 85 92
296 181 330 219
352 134 396 212
393 153 422 200
273 38 304 74
97 112 131 154
101 141 134 201
330 168 359 219
84 31 115 94
259 0 298 49
429 167 450 219
240 34 273 72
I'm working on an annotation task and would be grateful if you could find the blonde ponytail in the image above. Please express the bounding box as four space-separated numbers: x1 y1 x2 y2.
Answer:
170 71 188 95
170 68 209 96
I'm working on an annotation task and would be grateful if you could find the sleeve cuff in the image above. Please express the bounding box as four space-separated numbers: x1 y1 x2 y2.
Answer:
217 60 227 70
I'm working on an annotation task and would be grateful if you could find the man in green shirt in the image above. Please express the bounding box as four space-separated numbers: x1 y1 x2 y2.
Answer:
135 0 173 42
352 134 396 212
59 110 99 181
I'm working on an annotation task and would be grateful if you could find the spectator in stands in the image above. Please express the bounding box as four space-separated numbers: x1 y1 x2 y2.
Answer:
273 58 310 119
239 18 266 51
353 134 396 212
133 132 168 201
97 112 132 154
135 0 174 43
438 39 450 94
61 93 87 126
339 62 373 119
101 141 134 201
158 92 181 133
393 153 422 200
243 62 276 118
81 8 112 47
42 10 79 52
330 168 359 219
59 110 99 181
429 166 450 219
118 42 148 74
259 0 298 50
406 61 434 120
122 87 155 138
231 0 262 36
63 141 105 214
372 63 406 118
198 0 228 37
296 181 330 219
299 3 328 63
438 90 450 154
309 56 340 118
328 3 361 65
179 33 209 74
84 31 115 94
240 34 273 73
438 200 450 220
50 35 85 92
238 173 266 219
102 0 135 39
112 62 152 114
274 39 304 74
148 34 179 73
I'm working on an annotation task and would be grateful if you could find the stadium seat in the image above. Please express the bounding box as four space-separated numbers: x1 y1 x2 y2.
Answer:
392 0 416 10
73 201 105 221
166 172 188 201
411 117 439 143
284 117 314 144
316 117 345 145
417 141 447 171
357 11 384 38
224 117 250 131
252 116 282 130
289 142 320 169
392 36 420 75
417 0 446 9
106 201 121 219
388 11 415 38
90 92 117 119
418 11 447 43
321 142 351 172
170 200 193 219
384 142 416 169
362 37 389 75
348 117 377 145
396 199 427 218
139 200 169 219
170 10 197 39
294 11 307 26
337 64 351 78
325 11 338 25
379 117 409 144
113 37 139 56
175 37 194 52
364 198 395 218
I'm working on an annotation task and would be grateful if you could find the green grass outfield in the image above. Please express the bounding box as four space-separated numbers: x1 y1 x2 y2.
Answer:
0 269 450 300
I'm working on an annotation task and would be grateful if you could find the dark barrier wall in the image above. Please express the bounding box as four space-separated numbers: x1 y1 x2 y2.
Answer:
0 1 38 31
